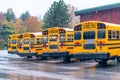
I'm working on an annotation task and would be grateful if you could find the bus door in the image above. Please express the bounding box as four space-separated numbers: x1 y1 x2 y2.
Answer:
43 35 48 52
66 34 74 54
36 37 43 55
83 31 96 52
59 34 66 51
11 39 17 52
8 37 11 51
96 23 106 52
23 38 30 53
30 37 35 52
49 34 59 52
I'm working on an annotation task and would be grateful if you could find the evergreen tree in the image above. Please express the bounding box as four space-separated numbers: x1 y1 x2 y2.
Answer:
20 11 30 21
0 21 16 42
42 0 71 29
5 8 16 22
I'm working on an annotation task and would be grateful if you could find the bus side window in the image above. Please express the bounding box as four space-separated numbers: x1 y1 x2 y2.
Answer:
116 31 119 39
108 30 112 39
68 34 73 41
112 31 116 39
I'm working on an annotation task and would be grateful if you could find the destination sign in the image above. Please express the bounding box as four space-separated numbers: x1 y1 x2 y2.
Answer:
83 24 96 29
48 29 58 33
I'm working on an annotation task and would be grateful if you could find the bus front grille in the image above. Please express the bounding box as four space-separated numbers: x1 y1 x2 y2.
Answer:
83 44 95 49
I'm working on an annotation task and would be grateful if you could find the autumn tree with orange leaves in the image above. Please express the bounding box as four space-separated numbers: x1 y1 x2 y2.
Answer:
25 16 42 32
15 19 27 33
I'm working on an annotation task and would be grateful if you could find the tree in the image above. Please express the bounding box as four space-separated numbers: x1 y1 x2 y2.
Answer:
25 16 42 32
15 19 27 33
20 11 30 21
5 8 16 22
0 12 5 21
42 0 71 29
0 21 16 42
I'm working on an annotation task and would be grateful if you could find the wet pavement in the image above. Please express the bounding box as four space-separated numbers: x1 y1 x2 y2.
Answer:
0 50 120 80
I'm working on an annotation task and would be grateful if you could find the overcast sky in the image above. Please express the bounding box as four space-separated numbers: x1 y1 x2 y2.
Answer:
1 0 120 18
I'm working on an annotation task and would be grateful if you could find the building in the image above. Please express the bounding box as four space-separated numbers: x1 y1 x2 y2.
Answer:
67 4 80 28
75 3 120 24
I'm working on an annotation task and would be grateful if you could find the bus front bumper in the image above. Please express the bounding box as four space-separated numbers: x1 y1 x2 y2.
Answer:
42 52 69 57
17 52 37 57
71 52 110 60
8 51 18 54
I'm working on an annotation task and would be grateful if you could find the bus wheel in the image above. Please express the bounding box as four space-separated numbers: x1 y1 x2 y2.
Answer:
98 60 107 65
26 56 32 58
63 56 71 63
41 57 47 60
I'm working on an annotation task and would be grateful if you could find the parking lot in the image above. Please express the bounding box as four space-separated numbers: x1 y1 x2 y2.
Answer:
0 50 120 80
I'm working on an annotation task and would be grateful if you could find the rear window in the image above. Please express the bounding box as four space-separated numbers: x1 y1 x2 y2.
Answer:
74 32 81 40
98 30 105 39
83 31 95 39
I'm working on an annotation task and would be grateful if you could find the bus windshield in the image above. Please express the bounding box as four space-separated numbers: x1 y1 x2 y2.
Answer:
24 39 29 44
49 35 58 41
36 38 42 44
60 35 65 41
98 30 105 39
12 40 17 44
74 32 81 40
83 31 95 39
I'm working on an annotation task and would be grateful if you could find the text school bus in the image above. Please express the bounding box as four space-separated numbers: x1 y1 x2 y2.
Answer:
8 34 20 54
17 32 42 58
72 21 120 65
42 27 74 62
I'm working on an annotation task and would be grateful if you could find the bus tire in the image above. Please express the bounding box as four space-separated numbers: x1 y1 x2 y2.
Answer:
26 56 32 58
42 57 47 60
98 60 107 65
63 56 71 63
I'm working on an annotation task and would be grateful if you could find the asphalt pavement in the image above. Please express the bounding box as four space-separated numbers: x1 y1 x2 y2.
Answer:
0 50 120 80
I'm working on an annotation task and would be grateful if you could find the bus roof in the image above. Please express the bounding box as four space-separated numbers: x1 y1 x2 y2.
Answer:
78 21 120 27
43 27 73 31
31 32 42 36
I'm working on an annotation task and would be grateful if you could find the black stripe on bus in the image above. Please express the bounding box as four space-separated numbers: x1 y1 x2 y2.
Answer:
33 47 42 48
97 43 120 46
60 44 74 46
108 46 120 49
108 39 120 41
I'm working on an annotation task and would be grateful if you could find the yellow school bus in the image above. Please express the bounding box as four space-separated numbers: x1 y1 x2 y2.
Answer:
30 32 43 59
73 21 120 65
8 34 20 54
17 32 42 58
42 27 74 62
